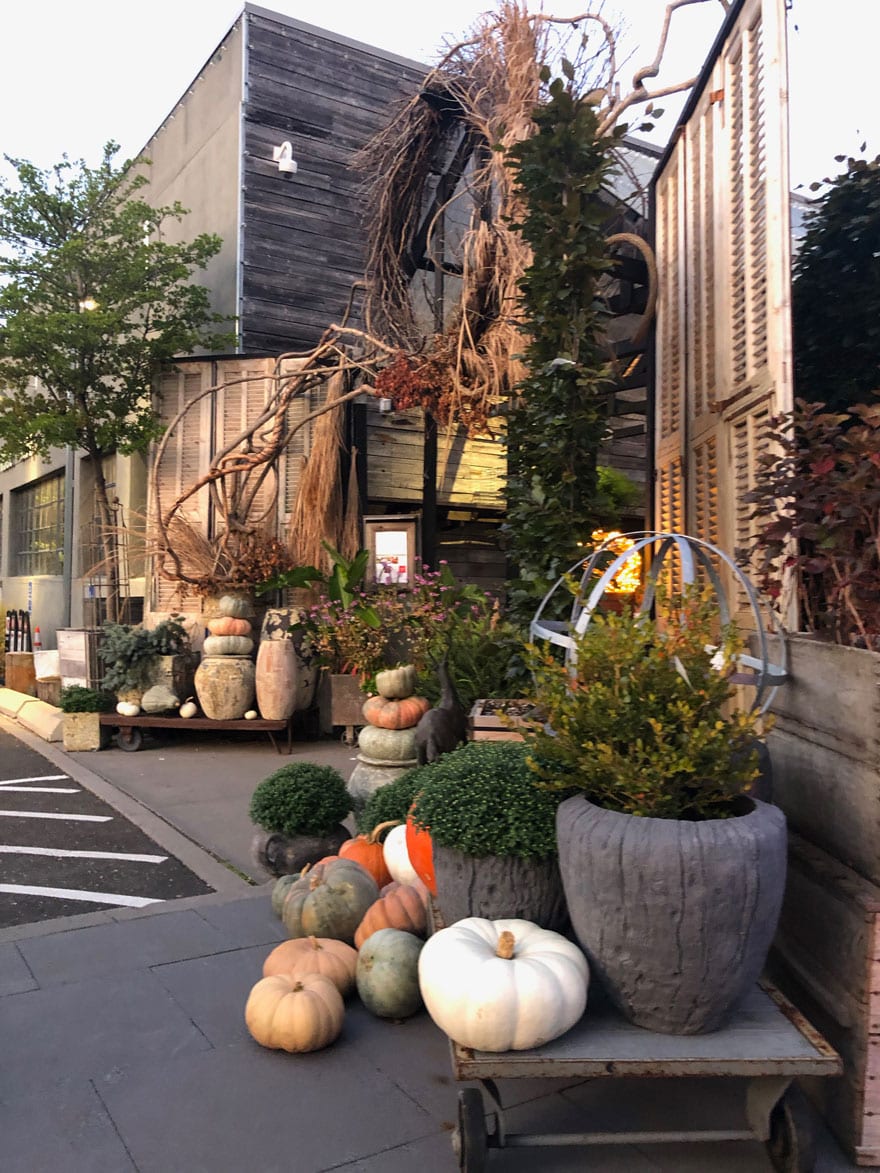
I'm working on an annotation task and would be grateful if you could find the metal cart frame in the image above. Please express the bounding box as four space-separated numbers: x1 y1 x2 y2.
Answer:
448 980 841 1172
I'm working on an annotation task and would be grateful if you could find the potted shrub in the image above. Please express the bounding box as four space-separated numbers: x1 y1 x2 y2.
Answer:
743 398 880 882
523 588 786 1034
408 740 572 931
59 685 116 751
249 762 352 877
99 614 193 703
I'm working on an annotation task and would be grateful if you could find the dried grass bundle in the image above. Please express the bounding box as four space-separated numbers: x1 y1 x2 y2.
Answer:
287 369 347 574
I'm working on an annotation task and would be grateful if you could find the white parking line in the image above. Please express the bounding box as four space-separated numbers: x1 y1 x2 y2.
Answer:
0 786 80 794
0 810 112 822
0 883 163 908
0 845 168 864
0 775 72 785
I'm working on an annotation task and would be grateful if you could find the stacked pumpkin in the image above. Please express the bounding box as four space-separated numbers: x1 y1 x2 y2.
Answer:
348 665 430 807
194 593 257 720
244 822 430 1054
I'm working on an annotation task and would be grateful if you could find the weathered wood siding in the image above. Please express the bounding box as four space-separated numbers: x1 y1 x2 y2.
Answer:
240 10 425 353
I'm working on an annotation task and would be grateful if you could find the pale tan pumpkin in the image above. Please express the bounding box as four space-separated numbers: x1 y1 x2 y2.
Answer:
203 634 254 657
244 972 344 1052
354 881 428 948
262 935 358 996
207 616 252 637
375 665 417 699
361 694 430 730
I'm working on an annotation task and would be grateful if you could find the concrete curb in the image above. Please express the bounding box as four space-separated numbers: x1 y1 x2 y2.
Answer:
0 714 255 899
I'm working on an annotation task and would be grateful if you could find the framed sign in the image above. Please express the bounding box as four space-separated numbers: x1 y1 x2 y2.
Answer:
363 515 418 588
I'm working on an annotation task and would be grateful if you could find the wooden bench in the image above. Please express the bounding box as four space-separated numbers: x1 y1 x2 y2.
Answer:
99 713 293 754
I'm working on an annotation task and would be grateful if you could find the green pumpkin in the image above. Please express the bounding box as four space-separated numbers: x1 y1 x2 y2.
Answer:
375 665 417 700
216 593 253 619
203 634 254 657
282 859 379 945
271 872 300 918
356 927 424 1019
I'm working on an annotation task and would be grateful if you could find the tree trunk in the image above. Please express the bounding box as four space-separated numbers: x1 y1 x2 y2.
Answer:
89 449 121 625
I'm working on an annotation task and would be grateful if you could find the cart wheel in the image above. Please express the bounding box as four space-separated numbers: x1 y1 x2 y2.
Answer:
451 1088 488 1173
766 1085 816 1173
116 727 143 752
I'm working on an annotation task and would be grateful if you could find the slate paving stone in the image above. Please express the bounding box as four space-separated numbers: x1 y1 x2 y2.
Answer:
15 907 230 985
149 943 271 1047
96 1038 437 1173
0 940 36 995
196 891 287 949
0 1078 138 1173
0 969 212 1098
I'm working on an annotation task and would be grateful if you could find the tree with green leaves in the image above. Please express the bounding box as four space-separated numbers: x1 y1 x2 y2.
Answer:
793 154 880 411
0 141 230 620
503 69 622 615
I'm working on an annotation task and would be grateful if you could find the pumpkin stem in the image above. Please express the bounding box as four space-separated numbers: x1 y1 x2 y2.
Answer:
309 874 322 891
369 819 402 844
308 935 322 951
496 931 516 960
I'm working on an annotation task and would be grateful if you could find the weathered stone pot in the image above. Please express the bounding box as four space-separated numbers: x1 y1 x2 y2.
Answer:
255 609 317 718
556 795 787 1034
63 712 109 752
251 824 349 877
348 758 417 810
194 655 256 720
431 842 569 933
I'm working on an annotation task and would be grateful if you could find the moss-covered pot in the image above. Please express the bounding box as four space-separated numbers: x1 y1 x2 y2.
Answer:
556 795 787 1034
432 842 568 933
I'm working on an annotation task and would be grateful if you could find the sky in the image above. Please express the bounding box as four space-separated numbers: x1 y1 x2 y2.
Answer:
0 0 875 193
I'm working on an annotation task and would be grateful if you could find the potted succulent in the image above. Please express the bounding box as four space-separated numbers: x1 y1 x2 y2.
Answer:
249 762 352 877
59 685 116 752
407 740 572 931
523 588 786 1035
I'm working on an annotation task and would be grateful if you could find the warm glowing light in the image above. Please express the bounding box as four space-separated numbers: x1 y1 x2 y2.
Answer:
78 297 98 312
589 530 642 594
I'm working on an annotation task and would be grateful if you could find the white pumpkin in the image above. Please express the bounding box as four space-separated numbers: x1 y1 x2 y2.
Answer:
418 917 589 1052
383 823 421 888
244 709 259 720
179 700 198 719
116 701 141 717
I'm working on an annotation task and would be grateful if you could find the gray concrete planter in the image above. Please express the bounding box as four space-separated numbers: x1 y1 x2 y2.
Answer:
432 842 568 932
250 824 349 878
767 635 880 883
556 795 787 1034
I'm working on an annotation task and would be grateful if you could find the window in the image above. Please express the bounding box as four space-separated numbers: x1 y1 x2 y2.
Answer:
12 473 65 576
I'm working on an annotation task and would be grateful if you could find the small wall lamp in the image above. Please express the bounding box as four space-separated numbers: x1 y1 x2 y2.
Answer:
272 141 298 175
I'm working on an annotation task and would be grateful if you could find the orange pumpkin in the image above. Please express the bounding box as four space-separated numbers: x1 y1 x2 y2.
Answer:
354 882 428 948
262 935 358 996
338 821 398 888
405 809 436 895
361 695 430 730
207 615 252 637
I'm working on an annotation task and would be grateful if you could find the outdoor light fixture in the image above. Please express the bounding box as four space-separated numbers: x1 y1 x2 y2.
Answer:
272 141 297 175
78 297 98 311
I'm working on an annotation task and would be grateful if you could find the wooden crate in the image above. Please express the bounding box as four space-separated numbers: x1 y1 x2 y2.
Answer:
468 700 533 742
768 832 880 1165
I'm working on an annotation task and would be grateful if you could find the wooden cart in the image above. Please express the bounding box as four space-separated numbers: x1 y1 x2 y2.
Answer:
100 713 294 754
448 980 841 1172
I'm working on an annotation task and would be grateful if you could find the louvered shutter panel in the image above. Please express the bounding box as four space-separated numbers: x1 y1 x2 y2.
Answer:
151 366 209 612
654 0 792 618
654 141 687 580
280 358 311 535
214 359 278 534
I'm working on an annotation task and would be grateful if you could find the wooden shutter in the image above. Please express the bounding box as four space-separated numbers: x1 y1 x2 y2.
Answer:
653 0 792 614
214 359 278 534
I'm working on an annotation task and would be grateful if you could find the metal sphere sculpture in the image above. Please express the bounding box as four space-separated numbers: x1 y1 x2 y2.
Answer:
530 531 788 713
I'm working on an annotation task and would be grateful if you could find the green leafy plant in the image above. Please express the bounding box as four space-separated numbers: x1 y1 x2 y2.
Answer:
742 398 880 648
522 589 767 820
793 154 880 413
99 614 190 694
409 741 572 860
58 685 116 713
248 763 351 837
502 69 623 616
